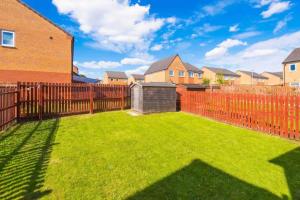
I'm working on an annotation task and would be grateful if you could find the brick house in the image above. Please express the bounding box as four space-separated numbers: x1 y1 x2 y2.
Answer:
261 72 283 86
0 0 74 83
103 71 128 85
144 54 203 84
202 67 240 85
235 70 268 85
283 48 300 86
128 74 145 85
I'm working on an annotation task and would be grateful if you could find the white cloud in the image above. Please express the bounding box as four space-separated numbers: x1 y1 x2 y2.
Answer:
273 15 292 33
192 23 223 38
229 24 239 32
261 1 291 18
233 31 262 39
202 0 235 16
205 39 247 59
52 0 172 53
76 61 121 69
120 58 152 65
126 65 149 75
166 17 177 25
150 44 163 51
203 31 300 72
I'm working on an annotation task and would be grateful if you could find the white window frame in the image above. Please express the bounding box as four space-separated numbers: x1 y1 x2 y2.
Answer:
189 71 194 78
179 71 185 77
1 30 15 47
198 73 203 79
169 70 174 77
290 82 300 87
289 64 297 72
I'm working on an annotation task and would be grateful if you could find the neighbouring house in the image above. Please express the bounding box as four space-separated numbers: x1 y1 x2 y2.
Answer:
235 70 268 85
73 65 79 75
0 0 74 83
103 71 128 85
261 72 283 86
202 67 240 85
283 48 300 87
144 54 203 84
72 75 101 84
128 74 145 85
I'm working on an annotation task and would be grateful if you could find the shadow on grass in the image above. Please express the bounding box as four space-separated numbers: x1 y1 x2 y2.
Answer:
0 119 59 200
126 159 289 200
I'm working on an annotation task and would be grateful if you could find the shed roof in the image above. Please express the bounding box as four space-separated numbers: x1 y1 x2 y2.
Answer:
204 67 240 77
238 70 268 79
136 82 176 88
180 84 209 89
105 71 128 79
283 48 300 64
131 74 145 80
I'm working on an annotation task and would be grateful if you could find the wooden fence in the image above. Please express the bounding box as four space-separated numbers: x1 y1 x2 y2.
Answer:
0 82 130 131
178 89 300 140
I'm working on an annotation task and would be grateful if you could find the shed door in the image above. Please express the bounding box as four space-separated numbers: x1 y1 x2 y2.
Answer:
133 87 139 110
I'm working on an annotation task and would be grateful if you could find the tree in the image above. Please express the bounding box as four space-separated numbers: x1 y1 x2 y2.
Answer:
216 73 225 85
202 78 210 85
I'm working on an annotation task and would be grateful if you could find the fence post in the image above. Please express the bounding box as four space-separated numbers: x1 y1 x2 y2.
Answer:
38 82 44 120
121 85 125 110
16 82 21 122
89 84 94 114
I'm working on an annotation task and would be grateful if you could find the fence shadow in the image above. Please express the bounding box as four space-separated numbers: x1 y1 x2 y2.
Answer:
0 118 59 199
126 159 286 200
270 147 300 200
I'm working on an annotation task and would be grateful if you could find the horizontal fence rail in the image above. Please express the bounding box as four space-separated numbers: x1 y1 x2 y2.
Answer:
178 90 300 140
0 88 18 131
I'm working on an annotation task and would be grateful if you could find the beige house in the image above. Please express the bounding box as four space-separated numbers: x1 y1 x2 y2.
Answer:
235 70 268 85
144 54 203 84
0 0 74 83
283 48 300 86
202 67 240 85
128 74 144 85
103 71 128 85
261 72 283 86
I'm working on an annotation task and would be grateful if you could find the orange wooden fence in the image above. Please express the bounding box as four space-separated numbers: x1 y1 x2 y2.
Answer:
178 89 300 140
0 87 18 131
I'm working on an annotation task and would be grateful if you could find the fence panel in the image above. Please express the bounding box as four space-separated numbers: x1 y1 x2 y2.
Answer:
178 90 300 140
0 87 18 131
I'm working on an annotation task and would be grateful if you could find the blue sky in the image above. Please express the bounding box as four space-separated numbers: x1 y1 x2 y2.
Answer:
23 0 300 79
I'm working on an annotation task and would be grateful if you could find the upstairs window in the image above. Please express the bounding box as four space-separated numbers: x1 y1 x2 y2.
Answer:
198 73 203 79
179 71 185 77
1 31 15 47
169 70 174 77
290 64 296 72
189 71 194 77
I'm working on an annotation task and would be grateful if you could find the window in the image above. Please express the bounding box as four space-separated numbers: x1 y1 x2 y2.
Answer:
290 64 296 72
290 82 300 87
110 78 113 81
179 71 185 77
1 31 15 47
189 71 194 78
169 70 174 77
198 73 203 79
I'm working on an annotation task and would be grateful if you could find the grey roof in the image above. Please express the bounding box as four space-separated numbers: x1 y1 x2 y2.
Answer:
264 72 283 79
204 67 240 77
131 74 145 80
137 82 176 88
106 71 128 79
283 48 300 64
145 55 177 75
180 84 208 89
73 75 100 83
183 63 203 73
238 70 268 79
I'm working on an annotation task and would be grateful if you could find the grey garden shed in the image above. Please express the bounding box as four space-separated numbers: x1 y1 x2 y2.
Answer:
131 82 177 114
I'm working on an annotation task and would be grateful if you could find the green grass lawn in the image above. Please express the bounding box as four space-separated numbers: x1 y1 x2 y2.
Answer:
1 111 300 200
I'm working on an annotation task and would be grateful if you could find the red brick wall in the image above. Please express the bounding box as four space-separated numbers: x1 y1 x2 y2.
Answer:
0 0 73 83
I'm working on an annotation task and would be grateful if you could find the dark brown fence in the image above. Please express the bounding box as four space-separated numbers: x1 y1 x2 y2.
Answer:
0 87 18 131
178 89 300 140
0 82 130 131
